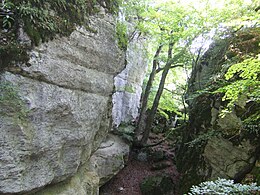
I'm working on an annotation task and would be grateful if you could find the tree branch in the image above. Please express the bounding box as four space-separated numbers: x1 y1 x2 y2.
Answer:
142 126 183 148
156 64 184 73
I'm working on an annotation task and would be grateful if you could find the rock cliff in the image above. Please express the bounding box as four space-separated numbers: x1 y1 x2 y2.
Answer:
112 34 147 127
0 8 146 195
176 27 260 193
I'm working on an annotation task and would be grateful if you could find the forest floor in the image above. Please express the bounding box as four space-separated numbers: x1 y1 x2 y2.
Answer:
100 133 180 195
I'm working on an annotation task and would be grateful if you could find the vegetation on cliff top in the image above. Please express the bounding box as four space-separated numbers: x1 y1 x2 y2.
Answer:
0 0 122 70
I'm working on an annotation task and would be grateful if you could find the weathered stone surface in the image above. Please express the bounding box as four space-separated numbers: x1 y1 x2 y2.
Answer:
0 72 111 194
217 111 242 134
204 137 255 179
187 39 229 95
32 171 100 195
112 35 147 126
9 15 125 96
87 134 129 186
31 134 128 195
177 28 260 194
0 12 126 194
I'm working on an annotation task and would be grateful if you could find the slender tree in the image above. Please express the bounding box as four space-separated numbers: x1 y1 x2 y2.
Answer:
140 41 174 144
134 44 163 139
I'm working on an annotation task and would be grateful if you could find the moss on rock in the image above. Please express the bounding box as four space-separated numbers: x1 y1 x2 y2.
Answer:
0 0 122 71
140 174 175 195
177 27 260 194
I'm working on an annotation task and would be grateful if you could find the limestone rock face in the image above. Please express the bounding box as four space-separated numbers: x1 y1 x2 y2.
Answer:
33 134 129 195
187 39 229 95
112 36 148 126
87 134 129 186
176 28 260 194
0 12 128 194
32 170 100 195
204 137 255 179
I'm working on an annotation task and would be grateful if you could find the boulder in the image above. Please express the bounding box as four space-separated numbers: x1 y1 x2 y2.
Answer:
87 134 130 186
32 134 129 195
204 137 255 180
32 171 100 195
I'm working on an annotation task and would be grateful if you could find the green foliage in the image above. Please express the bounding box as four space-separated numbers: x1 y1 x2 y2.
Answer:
186 28 260 137
215 55 260 112
126 0 258 128
1 0 98 43
0 0 121 70
0 41 29 71
123 1 259 140
157 90 183 119
115 123 135 143
0 0 15 29
105 0 123 14
188 178 260 195
116 21 128 51
116 84 136 93
225 57 260 80
243 111 260 128
145 68 187 120
186 131 219 148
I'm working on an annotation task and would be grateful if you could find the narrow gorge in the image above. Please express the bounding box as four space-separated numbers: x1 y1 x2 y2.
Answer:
0 0 259 195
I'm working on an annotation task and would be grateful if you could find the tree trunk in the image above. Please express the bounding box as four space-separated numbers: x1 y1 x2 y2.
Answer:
134 44 163 140
140 42 174 145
